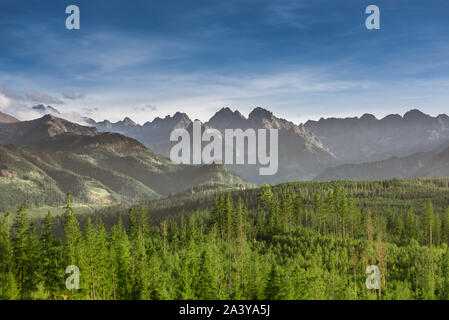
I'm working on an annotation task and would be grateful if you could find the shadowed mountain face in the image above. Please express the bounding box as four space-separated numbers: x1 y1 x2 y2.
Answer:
0 111 19 123
315 140 449 181
88 107 339 184
207 107 338 184
0 115 249 211
305 109 449 163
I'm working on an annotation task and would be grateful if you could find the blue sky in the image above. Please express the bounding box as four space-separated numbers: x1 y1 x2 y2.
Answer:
0 0 449 123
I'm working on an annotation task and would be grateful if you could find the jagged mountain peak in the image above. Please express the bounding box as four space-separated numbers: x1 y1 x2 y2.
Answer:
210 107 245 120
172 111 190 121
248 107 274 122
206 107 247 129
143 112 191 129
120 117 137 126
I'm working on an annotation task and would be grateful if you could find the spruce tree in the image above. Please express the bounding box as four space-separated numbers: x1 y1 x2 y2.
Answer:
63 193 82 299
196 250 217 299
12 205 32 299
110 218 132 299
40 211 60 299
83 217 97 299
95 219 111 300
0 212 18 299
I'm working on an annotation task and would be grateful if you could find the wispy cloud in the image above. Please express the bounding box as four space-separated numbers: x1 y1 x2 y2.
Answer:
25 90 63 105
63 91 85 100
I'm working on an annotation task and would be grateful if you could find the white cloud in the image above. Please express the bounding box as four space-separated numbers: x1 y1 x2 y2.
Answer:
0 93 41 121
0 93 11 111
0 87 64 121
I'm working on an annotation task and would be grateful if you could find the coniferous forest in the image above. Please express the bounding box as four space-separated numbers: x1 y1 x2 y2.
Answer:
1 178 449 300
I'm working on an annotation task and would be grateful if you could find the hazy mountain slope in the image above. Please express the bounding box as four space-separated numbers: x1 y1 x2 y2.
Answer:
315 140 449 181
89 107 338 184
149 107 338 184
224 107 337 184
0 111 19 123
305 109 449 163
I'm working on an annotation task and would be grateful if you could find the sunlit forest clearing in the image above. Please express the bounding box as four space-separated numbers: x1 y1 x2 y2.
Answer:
1 178 449 300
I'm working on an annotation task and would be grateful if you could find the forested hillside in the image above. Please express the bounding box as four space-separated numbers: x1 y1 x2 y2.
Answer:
1 178 449 300
0 132 248 212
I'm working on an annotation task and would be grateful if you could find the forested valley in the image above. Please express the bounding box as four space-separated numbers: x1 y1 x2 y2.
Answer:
1 178 449 300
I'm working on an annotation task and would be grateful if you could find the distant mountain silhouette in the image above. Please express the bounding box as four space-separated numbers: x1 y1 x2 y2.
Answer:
305 109 449 163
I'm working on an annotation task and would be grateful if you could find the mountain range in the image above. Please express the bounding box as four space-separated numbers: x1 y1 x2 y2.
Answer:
1 106 449 211
0 114 248 211
87 107 339 184
84 107 449 183
304 109 449 163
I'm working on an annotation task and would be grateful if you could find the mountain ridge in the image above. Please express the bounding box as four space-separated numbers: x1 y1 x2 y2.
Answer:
86 107 338 184
304 109 449 163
